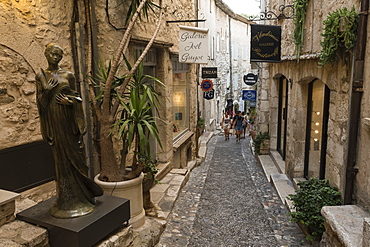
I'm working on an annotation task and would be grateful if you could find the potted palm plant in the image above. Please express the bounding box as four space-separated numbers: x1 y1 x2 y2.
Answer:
93 58 164 228
87 0 165 228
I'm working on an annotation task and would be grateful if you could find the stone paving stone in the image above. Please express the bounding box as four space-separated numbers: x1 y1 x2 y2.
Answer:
157 135 311 247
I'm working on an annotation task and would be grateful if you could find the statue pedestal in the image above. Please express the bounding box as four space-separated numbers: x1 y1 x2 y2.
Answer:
17 194 130 247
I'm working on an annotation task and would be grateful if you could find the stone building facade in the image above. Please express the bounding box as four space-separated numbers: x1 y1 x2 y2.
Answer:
197 0 253 131
257 0 370 241
0 0 199 195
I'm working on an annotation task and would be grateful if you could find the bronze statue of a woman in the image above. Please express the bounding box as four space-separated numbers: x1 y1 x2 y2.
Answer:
36 43 103 218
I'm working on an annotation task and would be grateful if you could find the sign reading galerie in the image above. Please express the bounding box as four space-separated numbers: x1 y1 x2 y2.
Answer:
179 26 209 64
250 24 281 63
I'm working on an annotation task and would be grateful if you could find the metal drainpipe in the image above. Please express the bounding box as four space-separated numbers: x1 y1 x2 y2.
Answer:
229 17 233 101
344 0 369 205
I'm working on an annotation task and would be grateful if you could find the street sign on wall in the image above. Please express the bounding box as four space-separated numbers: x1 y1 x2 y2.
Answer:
203 89 215 100
202 67 217 78
201 79 213 91
242 90 257 101
243 73 258 85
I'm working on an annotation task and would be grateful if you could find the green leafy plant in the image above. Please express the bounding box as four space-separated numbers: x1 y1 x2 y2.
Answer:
252 132 269 155
319 7 359 67
287 178 343 241
197 117 205 127
293 0 310 60
114 59 165 180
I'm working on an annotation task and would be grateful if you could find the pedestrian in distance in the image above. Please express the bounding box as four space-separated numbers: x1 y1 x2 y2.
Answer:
232 111 244 142
221 112 231 140
241 112 248 139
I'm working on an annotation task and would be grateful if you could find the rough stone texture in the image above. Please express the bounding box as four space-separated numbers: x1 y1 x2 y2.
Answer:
0 1 74 149
0 201 15 227
320 205 369 247
363 218 370 247
158 135 310 246
259 0 362 198
0 221 48 247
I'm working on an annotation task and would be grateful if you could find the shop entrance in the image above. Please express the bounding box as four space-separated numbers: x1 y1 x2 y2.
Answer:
277 76 288 160
304 79 330 179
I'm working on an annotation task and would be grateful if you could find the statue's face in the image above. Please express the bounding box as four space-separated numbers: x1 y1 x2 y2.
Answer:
46 47 63 65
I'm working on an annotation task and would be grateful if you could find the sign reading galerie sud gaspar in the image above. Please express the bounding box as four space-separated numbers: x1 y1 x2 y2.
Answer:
250 24 281 63
179 25 209 64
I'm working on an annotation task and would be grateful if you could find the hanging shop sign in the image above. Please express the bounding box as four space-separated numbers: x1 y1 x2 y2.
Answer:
203 89 215 100
249 101 257 107
242 90 257 101
179 25 209 64
250 24 281 63
202 67 217 78
201 79 213 91
243 73 258 85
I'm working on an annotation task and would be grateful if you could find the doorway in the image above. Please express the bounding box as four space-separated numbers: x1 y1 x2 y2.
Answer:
304 79 330 179
277 76 288 160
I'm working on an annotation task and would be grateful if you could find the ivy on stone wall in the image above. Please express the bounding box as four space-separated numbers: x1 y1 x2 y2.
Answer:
293 0 310 61
319 7 359 67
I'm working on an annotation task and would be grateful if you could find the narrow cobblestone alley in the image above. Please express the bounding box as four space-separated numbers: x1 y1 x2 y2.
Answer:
156 134 310 247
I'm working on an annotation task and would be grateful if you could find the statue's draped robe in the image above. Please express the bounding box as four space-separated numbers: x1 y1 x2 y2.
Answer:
36 70 102 218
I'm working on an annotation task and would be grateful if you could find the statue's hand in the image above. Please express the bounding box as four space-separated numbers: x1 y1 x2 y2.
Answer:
46 78 59 91
56 93 73 105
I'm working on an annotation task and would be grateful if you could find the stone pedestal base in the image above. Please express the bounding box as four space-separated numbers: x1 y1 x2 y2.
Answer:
17 194 130 247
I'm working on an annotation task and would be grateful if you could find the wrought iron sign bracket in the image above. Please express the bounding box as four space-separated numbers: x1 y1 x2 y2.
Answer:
165 8 206 23
249 5 294 21
166 20 206 23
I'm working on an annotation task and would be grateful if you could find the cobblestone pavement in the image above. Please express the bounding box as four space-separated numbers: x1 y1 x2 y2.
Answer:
156 134 310 247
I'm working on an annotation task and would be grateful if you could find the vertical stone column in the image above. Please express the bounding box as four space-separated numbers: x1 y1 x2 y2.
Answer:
156 49 173 165
257 63 270 134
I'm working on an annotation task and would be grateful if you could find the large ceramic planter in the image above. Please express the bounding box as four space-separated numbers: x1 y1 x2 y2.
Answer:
94 173 145 229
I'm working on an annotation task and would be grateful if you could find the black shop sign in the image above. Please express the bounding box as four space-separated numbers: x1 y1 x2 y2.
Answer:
202 67 217 78
251 24 281 63
243 73 258 85
203 89 214 100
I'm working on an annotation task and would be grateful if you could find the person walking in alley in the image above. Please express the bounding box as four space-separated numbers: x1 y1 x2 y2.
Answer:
232 111 244 142
221 112 231 140
241 111 248 139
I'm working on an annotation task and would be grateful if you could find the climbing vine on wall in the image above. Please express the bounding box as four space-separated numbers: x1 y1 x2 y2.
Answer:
293 0 310 60
319 7 359 67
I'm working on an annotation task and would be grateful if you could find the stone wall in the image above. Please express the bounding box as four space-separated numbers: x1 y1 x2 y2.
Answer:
261 0 360 196
0 1 74 149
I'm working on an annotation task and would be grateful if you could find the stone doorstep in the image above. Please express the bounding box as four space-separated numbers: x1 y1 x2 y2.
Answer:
321 205 370 247
258 155 280 183
270 174 296 209
155 162 171 182
270 151 285 174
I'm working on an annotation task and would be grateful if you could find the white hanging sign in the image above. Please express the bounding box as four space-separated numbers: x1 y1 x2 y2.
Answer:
179 25 209 64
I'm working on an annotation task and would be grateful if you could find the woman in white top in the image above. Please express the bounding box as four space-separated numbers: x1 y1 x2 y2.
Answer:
221 112 231 140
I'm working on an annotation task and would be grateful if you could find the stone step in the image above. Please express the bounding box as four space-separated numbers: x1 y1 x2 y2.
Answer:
270 174 296 210
258 155 280 183
270 151 285 174
155 162 171 182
